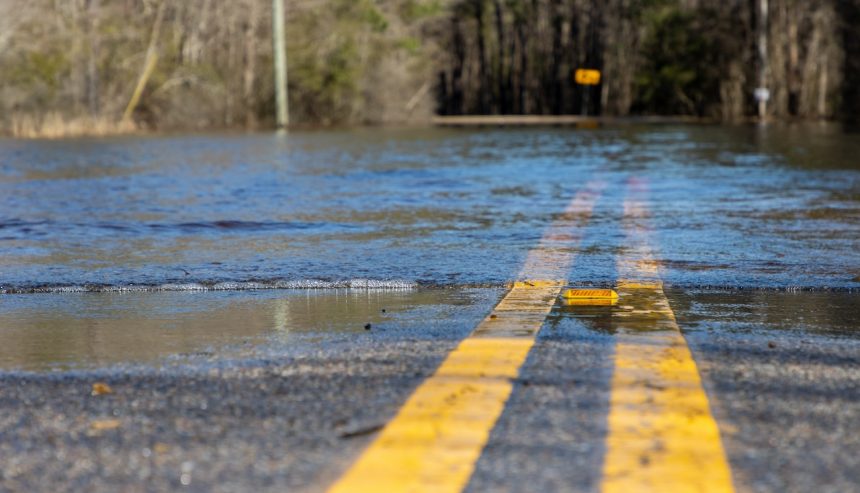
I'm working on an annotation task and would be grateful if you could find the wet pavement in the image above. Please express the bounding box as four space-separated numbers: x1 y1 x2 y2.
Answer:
0 289 472 371
677 290 860 493
0 289 500 492
1 124 859 492
0 288 857 492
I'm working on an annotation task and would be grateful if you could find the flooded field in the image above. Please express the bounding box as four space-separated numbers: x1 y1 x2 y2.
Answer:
1 123 858 293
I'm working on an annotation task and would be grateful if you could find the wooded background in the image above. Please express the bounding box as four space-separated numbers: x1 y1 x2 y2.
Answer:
440 0 859 121
0 0 858 136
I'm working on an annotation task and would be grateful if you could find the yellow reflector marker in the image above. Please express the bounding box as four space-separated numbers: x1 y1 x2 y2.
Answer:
326 182 604 493
602 180 735 493
561 288 618 300
561 297 617 307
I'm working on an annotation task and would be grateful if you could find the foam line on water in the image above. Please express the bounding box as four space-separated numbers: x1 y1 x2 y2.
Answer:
0 280 857 295
0 279 419 294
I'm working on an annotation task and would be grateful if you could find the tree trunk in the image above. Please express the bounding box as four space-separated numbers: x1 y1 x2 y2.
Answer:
493 0 508 114
87 0 101 118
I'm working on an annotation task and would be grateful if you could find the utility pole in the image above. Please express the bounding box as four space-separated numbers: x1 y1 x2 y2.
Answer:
272 0 289 129
756 0 769 121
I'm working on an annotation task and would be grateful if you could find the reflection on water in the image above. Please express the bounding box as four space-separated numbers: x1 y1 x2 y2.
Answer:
548 289 860 336
0 284 855 370
669 289 860 336
0 124 858 290
0 288 487 371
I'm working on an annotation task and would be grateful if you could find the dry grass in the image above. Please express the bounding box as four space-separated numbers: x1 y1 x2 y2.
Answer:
8 113 139 139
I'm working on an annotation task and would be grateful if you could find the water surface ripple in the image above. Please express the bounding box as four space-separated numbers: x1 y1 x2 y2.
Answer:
1 125 858 292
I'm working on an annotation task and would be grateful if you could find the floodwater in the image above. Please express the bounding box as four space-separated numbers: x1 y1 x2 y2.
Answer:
1 123 858 292
0 288 499 371
551 289 860 337
1 123 859 369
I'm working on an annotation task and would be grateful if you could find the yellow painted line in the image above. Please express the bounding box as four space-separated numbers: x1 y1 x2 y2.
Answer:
326 284 557 493
512 280 566 288
615 280 663 290
601 181 734 493
327 182 604 493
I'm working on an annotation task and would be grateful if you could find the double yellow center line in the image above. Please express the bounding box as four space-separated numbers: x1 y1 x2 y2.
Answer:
327 182 602 493
326 179 735 493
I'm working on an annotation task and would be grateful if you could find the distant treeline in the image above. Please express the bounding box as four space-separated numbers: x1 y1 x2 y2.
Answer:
0 0 443 136
438 0 860 121
0 0 858 136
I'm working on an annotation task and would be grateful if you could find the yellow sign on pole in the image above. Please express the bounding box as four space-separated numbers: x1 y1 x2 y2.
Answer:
575 69 601 85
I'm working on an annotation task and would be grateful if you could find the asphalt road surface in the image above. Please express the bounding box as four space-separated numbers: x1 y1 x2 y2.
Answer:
0 287 857 492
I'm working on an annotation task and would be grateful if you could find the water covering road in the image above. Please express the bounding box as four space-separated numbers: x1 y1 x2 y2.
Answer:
1 124 858 292
1 124 859 493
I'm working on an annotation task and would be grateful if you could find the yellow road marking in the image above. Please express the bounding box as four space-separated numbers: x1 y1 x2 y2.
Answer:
601 181 734 493
327 182 604 493
326 286 556 493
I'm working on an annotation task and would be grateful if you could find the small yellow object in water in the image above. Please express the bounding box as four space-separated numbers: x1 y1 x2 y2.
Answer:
561 288 618 300
91 382 113 396
562 297 617 306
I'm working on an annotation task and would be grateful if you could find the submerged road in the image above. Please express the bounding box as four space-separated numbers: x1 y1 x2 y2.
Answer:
0 126 858 492
1 175 858 492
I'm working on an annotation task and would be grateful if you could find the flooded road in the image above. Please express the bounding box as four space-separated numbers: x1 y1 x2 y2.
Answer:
1 124 859 492
0 288 495 371
1 124 858 292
